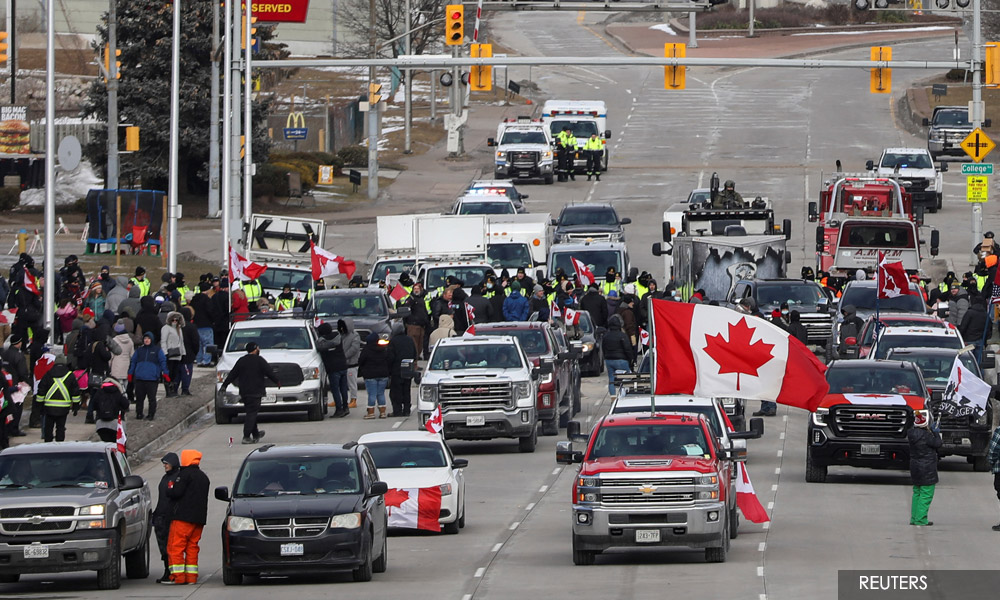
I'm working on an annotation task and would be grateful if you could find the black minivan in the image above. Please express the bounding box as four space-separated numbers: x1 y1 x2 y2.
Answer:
215 443 389 585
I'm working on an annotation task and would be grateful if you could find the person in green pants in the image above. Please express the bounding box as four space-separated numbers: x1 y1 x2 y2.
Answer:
907 411 942 526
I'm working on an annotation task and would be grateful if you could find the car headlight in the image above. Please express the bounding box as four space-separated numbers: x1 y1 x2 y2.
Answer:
496 151 505 159
301 366 321 380
515 381 531 399
227 516 256 533
582 342 594 353
79 504 105 516
217 370 230 384
975 409 989 425
330 512 361 529
542 150 553 160
929 131 943 141
812 407 829 426
420 385 436 403
439 483 453 496
696 490 720 500
697 475 719 486
579 477 598 487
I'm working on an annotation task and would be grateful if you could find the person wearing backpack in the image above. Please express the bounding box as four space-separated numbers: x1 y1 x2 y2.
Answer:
159 311 186 397
92 380 129 442
128 332 169 421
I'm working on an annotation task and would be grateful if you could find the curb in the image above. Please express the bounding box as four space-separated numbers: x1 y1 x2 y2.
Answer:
665 20 959 38
127 400 214 467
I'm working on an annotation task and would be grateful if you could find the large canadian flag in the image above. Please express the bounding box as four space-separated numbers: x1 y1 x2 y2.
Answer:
877 251 914 299
564 307 580 326
650 300 828 411
571 257 596 287
385 487 442 532
310 241 357 280
229 243 268 282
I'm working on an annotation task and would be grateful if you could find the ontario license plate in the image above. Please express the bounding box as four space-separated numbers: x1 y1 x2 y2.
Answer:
24 544 49 559
466 415 486 426
635 530 660 543
860 444 880 455
280 543 304 556
264 394 276 404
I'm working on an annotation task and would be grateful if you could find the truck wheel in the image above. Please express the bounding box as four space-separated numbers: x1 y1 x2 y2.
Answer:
307 402 324 421
572 535 596 566
124 528 150 579
352 532 374 582
973 455 991 472
729 505 739 540
372 534 388 572
544 174 554 185
542 418 559 436
96 532 122 590
215 408 232 425
573 384 582 415
0 574 19 583
518 425 538 453
704 522 729 563
222 565 243 586
936 193 943 212
805 450 827 483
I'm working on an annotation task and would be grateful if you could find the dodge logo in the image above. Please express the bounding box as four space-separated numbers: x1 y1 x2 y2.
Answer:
854 412 887 421
461 387 488 394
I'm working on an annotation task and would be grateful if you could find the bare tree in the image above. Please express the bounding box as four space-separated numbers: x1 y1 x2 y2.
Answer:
336 0 447 58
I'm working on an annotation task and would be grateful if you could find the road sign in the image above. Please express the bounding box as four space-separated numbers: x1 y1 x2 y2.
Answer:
967 175 989 203
962 163 994 175
283 128 307 140
961 127 996 163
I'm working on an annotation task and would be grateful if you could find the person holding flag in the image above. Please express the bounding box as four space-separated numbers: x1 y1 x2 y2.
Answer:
907 411 942 526
310 241 357 282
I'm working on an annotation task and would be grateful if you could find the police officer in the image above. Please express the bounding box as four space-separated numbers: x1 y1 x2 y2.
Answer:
713 180 745 209
584 133 603 181
557 127 577 182
38 356 81 442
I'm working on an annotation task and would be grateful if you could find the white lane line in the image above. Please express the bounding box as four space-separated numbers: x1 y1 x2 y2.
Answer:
510 522 520 530
771 484 778 492
779 432 785 440
783 415 788 422
767 502 774 510
526 502 536 511
392 420 403 429
763 522 770 530
760 595 768 600
463 595 473 600
540 484 549 493
585 415 593 423
776 450 783 458
492 543 503 553
774 467 781 475
757 566 765 577
626 88 632 94
594 399 602 406
474 567 486 578
552 467 562 476
758 542 766 552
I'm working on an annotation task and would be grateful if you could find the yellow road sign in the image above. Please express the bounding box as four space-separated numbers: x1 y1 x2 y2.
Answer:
967 175 989 203
961 127 996 163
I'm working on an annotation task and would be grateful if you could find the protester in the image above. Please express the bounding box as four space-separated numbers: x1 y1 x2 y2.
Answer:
2 334 29 438
316 323 349 417
188 282 216 366
339 318 361 410
429 313 457 347
602 314 634 396
160 311 186 397
388 322 417 417
179 307 199 396
988 425 1000 531
502 281 530 321
37 355 81 442
154 453 180 583
359 332 393 419
92 380 129 442
164 449 210 585
128 332 169 421
219 342 280 444
907 411 942 526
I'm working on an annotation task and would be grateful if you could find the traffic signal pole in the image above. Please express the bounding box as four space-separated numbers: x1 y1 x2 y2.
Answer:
972 0 984 263
243 0 253 221
368 0 379 200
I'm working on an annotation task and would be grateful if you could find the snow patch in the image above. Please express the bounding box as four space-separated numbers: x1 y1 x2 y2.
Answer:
20 161 102 207
650 24 678 36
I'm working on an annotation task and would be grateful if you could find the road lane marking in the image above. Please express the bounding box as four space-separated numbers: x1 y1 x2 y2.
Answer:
761 595 768 600
526 503 535 511
771 484 778 492
758 542 766 552
776 450 782 458
767 502 774 510
392 420 403 429
763 522 770 530
757 566 764 577
510 522 520 530
774 467 781 475
463 595 473 600
552 468 562 476
475 567 486 578
783 415 788 422
779 432 785 440
540 485 549 493
585 415 593 423
492 543 503 553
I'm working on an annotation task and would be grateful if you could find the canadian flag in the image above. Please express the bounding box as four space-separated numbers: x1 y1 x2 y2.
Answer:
425 405 444 434
229 243 268 282
463 303 477 338
719 411 769 523
23 269 40 296
310 241 357 280
564 306 580 326
33 352 55 395
571 257 596 287
639 327 650 347
389 283 408 303
385 487 442 532
551 299 562 319
116 415 127 454
877 251 914 299
649 300 828 411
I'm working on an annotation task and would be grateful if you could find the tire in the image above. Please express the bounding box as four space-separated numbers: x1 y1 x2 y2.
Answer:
352 532 374 582
572 535 596 566
936 194 943 211
372 533 388 573
805 449 827 483
542 417 559 436
729 505 739 540
573 383 582 415
222 565 243 586
307 401 324 421
96 532 122 590
973 454 991 472
443 518 460 535
544 174 554 185
124 527 150 579
215 407 232 425
0 574 19 583
458 503 466 529
518 425 538 453
704 521 729 563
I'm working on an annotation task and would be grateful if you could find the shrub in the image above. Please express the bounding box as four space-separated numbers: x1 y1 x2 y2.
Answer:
338 144 368 167
253 163 290 198
0 187 20 211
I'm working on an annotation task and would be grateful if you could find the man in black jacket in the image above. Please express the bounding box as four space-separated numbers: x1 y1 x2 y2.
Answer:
220 342 280 444
602 314 634 396
400 282 430 359
465 284 493 326
580 284 609 328
164 449 210 584
2 335 29 437
153 452 180 582
960 297 988 358
907 412 942 526
37 356 82 442
188 283 216 367
316 323 350 417
388 322 417 417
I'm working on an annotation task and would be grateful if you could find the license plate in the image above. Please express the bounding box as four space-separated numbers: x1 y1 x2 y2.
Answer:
264 394 276 404
280 543 304 557
24 544 49 559
635 530 660 543
466 415 486 426
860 444 880 455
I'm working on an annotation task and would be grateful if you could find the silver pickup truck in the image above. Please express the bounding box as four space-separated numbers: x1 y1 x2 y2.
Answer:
0 442 153 589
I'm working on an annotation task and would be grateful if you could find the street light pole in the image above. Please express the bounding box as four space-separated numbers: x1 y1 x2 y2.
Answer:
43 0 54 340
221 0 233 258
167 0 181 273
209 0 220 218
243 0 253 221
107 0 118 191
972 0 983 264
404 0 412 154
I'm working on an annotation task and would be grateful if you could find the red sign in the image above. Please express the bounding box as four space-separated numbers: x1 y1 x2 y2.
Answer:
251 0 310 23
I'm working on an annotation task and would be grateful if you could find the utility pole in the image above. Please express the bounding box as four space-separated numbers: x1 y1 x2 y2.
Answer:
7 0 15 104
221 0 232 260
106 0 118 190
403 0 412 154
208 0 220 218
243 0 253 221
167 0 181 273
367 0 379 200
230 3 243 245
971 0 984 264
688 11 697 49
43 0 54 341
748 0 755 39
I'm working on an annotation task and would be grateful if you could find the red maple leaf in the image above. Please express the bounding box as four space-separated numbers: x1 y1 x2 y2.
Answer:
702 318 775 391
384 488 410 509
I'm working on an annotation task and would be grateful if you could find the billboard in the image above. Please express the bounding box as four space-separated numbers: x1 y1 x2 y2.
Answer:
252 1 310 23
0 105 31 155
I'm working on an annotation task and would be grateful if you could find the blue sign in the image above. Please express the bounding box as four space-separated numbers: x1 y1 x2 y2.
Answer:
284 128 308 140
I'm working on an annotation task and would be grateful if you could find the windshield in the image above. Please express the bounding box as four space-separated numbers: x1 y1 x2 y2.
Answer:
480 329 548 356
226 326 312 352
589 424 711 459
425 267 493 289
558 208 619 226
611 405 722 438
488 243 534 270
500 131 547 145
862 318 943 346
549 120 598 139
841 285 925 313
576 311 595 334
757 283 825 307
0 453 113 489
873 334 963 360
235 457 360 496
370 260 415 284
826 365 925 395
257 267 312 292
365 441 447 469
880 153 933 170
839 224 915 248
549 251 622 279
314 294 388 318
687 190 710 204
933 110 970 127
429 343 523 370
886 352 978 384
458 201 516 215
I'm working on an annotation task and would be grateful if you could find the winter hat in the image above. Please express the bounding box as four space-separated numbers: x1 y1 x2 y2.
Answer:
82 308 95 319
913 411 929 428
113 320 126 333
8 334 22 345
511 281 521 292
245 342 259 353
533 284 543 293
608 290 618 298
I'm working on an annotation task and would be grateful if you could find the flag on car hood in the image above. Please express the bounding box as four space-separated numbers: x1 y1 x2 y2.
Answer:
385 487 442 532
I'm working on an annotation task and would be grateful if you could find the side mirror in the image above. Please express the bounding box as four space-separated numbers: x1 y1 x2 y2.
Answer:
620 217 632 225
921 117 930 126
844 337 858 346
400 358 417 379
807 202 818 223
652 242 663 257
558 351 573 361
413 372 422 384
487 137 496 147
369 481 389 497
539 359 554 375
930 229 940 256
604 129 611 138
817 297 830 314
567 420 581 440
555 440 583 464
939 162 948 173
120 475 144 491
536 269 545 282
452 458 469 469
570 340 583 352
661 221 672 243
214 486 230 502
915 206 925 227
783 218 792 240
596 326 606 337
865 159 874 171
982 351 997 370
815 226 825 253
729 417 764 440
206 345 219 360
550 218 558 226
931 390 943 403
729 439 748 462
986 118 994 128
521 194 529 200
785 251 792 265
393 306 412 319
531 367 540 381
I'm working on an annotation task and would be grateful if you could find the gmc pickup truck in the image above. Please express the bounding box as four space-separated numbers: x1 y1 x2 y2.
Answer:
0 442 153 589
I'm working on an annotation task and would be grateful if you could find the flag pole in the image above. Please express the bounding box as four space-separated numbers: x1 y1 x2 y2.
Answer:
648 295 656 416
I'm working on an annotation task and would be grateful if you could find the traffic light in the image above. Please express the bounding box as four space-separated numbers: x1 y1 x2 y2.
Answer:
470 43 492 91
934 0 970 8
445 5 464 47
0 32 8 65
664 43 686 90
241 15 258 51
103 43 121 82
988 42 1000 87
870 46 891 94
369 83 382 105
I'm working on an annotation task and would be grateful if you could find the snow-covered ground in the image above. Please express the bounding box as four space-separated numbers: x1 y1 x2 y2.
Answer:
20 160 102 208
650 24 678 37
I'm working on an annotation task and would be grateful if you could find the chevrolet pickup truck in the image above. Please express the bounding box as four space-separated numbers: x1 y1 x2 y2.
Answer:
0 442 153 589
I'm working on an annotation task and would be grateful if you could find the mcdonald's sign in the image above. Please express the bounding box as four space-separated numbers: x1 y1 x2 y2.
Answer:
284 112 308 140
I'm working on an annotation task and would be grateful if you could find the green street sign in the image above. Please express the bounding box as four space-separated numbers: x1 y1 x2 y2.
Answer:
962 163 994 175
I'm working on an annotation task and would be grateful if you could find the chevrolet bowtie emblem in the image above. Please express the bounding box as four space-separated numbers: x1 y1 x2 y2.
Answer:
637 484 657 495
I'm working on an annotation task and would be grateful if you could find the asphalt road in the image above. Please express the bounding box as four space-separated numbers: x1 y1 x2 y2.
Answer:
6 11 1000 600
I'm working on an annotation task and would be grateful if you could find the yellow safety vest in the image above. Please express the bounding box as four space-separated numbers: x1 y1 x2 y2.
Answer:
129 277 151 297
176 285 191 305
635 282 649 299
276 297 295 312
601 280 620 296
244 281 263 303
43 373 78 408
584 137 603 151
975 275 987 291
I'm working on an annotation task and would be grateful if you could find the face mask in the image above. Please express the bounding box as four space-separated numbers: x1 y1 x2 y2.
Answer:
487 283 494 289
781 310 788 315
